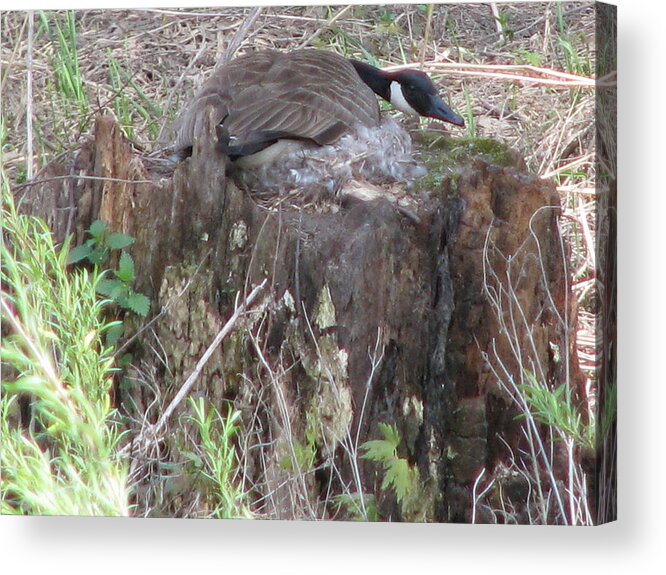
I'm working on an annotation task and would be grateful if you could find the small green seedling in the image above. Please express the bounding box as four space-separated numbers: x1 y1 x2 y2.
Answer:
67 219 150 345
95 252 150 318
67 219 134 266
361 423 420 508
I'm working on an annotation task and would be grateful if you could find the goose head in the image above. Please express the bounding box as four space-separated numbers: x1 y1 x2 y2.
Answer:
350 60 465 127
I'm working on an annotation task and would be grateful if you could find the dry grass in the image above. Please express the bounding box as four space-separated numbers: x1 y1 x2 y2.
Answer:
478 210 595 525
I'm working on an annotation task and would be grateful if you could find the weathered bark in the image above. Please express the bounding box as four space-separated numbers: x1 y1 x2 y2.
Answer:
17 112 582 522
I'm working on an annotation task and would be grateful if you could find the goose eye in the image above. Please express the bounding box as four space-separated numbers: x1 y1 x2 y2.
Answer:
401 85 414 99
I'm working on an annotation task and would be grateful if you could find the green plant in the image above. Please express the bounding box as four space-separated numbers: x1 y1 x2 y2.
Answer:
107 53 135 141
557 37 592 77
67 220 150 345
463 84 476 138
38 11 88 122
376 9 400 35
106 52 163 142
514 49 543 67
96 252 149 317
332 492 380 522
481 214 597 525
493 9 514 43
519 373 594 451
1 187 129 516
445 14 462 59
67 219 134 266
361 423 424 518
184 397 252 519
279 409 317 473
555 4 592 77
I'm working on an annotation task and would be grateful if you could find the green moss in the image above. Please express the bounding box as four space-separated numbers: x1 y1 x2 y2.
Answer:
415 136 517 196
414 134 518 193
421 134 516 168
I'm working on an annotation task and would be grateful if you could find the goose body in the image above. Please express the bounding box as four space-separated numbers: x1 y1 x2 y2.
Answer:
172 49 463 195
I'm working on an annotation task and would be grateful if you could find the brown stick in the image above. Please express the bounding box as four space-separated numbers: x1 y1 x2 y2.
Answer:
120 279 267 461
153 278 267 435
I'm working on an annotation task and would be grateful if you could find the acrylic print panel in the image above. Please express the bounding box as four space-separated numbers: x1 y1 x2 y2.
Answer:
1 2 616 525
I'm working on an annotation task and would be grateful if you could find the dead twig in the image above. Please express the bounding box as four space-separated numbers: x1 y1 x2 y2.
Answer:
385 61 613 88
26 11 34 181
222 6 264 64
154 278 267 434
14 174 155 190
121 279 267 458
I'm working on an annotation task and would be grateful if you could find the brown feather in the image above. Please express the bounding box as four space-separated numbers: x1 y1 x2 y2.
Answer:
173 49 381 155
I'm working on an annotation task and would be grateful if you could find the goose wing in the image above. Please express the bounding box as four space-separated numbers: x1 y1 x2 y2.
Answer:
173 50 380 156
172 50 276 152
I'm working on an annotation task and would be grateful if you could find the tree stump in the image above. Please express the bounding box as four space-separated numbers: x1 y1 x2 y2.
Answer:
17 112 582 522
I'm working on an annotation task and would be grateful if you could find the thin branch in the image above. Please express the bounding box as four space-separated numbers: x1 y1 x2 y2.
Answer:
153 279 267 435
121 279 267 461
222 7 264 64
471 467 496 524
384 61 614 88
26 11 34 181
14 174 155 191
136 8 257 21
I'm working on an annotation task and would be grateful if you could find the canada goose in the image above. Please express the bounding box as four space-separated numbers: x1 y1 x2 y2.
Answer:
172 49 464 195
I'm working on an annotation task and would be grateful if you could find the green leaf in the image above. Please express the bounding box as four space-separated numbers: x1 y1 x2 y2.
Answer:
88 219 107 240
106 232 135 251
115 252 135 283
88 245 110 265
361 424 402 463
104 322 124 347
67 243 92 264
361 438 396 463
96 279 127 299
378 423 401 448
125 292 150 317
382 458 411 502
515 49 543 67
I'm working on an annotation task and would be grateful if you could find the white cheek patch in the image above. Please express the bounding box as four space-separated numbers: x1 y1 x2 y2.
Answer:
390 81 418 115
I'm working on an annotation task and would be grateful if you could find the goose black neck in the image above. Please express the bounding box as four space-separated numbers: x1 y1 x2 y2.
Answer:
349 59 392 103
